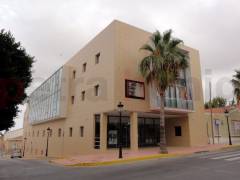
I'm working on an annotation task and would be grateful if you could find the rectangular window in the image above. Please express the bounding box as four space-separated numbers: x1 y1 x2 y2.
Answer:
69 127 73 137
71 96 75 104
58 128 62 137
94 114 100 149
214 119 221 137
80 126 84 137
81 91 85 101
37 130 39 137
49 129 53 137
94 85 99 96
73 70 76 79
231 120 240 136
42 130 45 137
95 53 100 64
175 126 182 136
82 63 87 72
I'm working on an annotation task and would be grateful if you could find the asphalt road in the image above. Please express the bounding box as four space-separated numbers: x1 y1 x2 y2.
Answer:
1 148 240 180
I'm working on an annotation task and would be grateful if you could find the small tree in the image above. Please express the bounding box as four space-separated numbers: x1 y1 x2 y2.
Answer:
0 29 34 131
140 30 188 153
204 96 227 109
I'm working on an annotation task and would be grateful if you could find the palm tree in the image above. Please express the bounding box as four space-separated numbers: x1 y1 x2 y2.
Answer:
139 30 188 153
231 70 240 105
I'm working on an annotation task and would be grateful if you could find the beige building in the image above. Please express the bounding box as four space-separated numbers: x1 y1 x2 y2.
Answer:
23 20 207 158
0 134 4 157
3 128 23 155
206 105 240 145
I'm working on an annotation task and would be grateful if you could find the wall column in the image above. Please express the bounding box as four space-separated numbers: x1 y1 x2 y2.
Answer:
130 112 138 151
100 113 107 152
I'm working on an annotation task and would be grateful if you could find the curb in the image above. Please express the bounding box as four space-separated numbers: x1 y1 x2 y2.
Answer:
64 154 178 167
48 145 240 167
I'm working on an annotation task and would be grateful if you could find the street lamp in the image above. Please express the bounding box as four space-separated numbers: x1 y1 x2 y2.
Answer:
45 127 51 157
224 109 232 145
23 137 27 157
117 102 124 159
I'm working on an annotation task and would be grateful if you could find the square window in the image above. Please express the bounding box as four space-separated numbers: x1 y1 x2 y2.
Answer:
95 53 100 64
175 126 182 136
82 63 87 72
80 126 84 137
81 91 85 101
94 85 99 96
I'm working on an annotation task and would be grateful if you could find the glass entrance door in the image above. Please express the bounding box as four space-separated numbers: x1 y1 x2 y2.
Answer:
107 116 130 148
138 117 160 147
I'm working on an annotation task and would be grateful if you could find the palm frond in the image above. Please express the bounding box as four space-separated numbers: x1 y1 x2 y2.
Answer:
150 30 161 48
140 44 154 53
163 29 172 44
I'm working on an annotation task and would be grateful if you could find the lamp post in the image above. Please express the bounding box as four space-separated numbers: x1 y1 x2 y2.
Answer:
224 109 232 145
45 127 51 157
117 102 124 159
23 137 27 157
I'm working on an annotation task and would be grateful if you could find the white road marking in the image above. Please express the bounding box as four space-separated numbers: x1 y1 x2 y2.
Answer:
211 153 240 160
199 151 240 159
225 156 240 161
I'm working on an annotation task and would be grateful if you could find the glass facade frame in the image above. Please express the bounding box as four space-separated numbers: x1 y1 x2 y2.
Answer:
28 67 63 124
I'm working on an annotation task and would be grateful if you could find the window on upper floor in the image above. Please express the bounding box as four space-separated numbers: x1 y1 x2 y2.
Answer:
81 91 85 101
94 85 100 96
95 53 100 64
82 63 87 72
80 126 84 137
58 128 62 137
42 130 45 137
69 127 73 137
73 70 76 79
71 96 75 104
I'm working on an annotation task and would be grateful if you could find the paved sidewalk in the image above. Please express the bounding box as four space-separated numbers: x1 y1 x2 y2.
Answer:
51 144 233 166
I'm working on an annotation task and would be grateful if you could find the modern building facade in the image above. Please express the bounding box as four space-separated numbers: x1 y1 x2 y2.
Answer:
205 105 240 144
23 20 207 158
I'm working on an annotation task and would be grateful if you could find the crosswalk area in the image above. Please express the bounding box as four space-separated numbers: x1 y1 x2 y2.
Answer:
196 149 240 162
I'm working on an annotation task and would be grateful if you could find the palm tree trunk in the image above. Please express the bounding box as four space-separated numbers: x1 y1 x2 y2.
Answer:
159 92 168 154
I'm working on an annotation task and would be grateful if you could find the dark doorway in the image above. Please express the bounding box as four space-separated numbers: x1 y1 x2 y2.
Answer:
107 116 130 148
138 117 160 147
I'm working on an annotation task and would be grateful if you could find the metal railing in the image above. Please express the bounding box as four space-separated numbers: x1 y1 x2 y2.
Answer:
94 137 100 149
156 97 193 110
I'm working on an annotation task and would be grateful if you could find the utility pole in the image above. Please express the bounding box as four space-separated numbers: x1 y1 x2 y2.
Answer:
209 82 215 144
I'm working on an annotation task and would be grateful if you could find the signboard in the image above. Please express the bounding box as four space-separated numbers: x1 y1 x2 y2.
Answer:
215 119 221 126
125 80 145 99
108 130 118 145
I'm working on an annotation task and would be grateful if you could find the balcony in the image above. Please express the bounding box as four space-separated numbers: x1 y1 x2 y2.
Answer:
156 97 193 110
149 86 194 112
